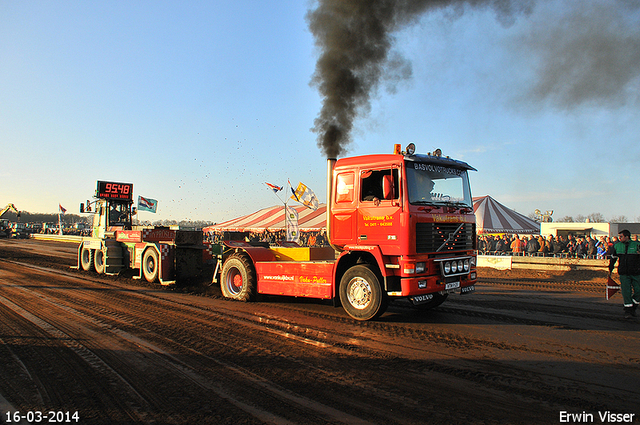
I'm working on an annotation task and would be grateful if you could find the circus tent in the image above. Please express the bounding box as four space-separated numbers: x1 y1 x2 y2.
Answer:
203 204 327 233
473 195 540 234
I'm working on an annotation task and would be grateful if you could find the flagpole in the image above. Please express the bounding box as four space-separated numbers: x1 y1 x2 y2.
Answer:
265 182 287 242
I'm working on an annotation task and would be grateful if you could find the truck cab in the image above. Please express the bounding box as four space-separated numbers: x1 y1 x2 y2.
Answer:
88 199 134 239
217 144 477 321
329 144 476 310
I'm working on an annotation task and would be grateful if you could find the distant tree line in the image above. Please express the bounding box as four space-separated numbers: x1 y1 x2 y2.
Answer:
1 211 89 225
2 211 214 230
528 212 636 223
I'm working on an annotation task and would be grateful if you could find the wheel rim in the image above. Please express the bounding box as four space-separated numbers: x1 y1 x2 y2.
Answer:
347 277 372 310
226 268 243 295
82 249 90 265
145 255 156 275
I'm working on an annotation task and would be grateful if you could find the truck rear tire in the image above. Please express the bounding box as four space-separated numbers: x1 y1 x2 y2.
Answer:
80 245 95 272
220 254 256 301
143 249 159 283
339 265 388 321
94 249 105 274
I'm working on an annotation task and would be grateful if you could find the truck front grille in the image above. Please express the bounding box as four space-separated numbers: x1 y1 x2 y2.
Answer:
416 222 475 253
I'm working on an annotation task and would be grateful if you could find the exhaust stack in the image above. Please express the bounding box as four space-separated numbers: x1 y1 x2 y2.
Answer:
326 158 342 252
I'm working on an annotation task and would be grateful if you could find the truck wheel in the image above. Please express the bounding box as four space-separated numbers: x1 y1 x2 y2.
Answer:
220 254 256 301
94 249 105 274
143 249 159 283
412 293 448 311
80 245 95 271
339 265 388 321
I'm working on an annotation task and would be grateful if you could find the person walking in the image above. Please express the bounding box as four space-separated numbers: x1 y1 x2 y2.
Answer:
608 229 640 319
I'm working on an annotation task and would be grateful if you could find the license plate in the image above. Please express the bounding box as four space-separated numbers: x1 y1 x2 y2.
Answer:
445 281 460 291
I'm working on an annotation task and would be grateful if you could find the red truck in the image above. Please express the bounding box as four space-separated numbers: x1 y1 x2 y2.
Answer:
214 144 477 320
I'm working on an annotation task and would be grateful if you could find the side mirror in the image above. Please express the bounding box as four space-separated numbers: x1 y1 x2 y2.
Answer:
80 203 85 213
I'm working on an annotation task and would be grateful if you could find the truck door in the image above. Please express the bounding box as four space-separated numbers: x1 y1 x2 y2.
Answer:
94 203 107 239
330 171 357 247
357 167 402 255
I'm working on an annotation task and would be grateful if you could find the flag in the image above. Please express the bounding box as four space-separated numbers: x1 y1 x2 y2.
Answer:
138 196 158 213
290 181 319 211
265 182 282 193
285 205 299 243
606 275 620 300
59 204 66 214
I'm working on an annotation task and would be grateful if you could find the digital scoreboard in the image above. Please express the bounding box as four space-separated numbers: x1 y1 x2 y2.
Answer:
96 181 134 201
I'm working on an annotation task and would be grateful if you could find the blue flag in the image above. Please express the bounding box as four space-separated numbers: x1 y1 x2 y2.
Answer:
138 196 158 213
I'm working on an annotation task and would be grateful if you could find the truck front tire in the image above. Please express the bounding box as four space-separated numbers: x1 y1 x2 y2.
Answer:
220 254 256 301
340 265 388 321
143 249 159 283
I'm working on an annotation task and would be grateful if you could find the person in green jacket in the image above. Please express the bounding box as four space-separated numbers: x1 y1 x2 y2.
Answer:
608 229 640 319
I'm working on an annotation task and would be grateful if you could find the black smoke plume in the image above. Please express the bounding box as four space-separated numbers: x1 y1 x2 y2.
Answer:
307 0 531 158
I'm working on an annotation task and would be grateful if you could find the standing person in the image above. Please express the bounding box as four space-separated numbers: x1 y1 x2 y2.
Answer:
608 229 640 319
586 236 597 258
597 237 607 259
510 235 523 255
526 235 540 256
546 235 556 256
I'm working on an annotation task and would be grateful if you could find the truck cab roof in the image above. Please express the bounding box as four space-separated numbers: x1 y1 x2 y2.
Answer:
335 152 476 172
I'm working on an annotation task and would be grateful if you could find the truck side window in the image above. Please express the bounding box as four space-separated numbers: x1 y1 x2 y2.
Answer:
335 172 355 203
361 169 398 202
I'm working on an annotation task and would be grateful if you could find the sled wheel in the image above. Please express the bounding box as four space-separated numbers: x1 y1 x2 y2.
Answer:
143 249 159 283
94 249 105 274
220 254 256 301
339 264 388 321
80 245 95 271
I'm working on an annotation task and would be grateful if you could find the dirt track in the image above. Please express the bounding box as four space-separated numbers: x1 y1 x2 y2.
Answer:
0 239 638 425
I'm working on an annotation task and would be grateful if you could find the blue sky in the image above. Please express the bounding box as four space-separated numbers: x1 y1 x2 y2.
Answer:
2 0 639 223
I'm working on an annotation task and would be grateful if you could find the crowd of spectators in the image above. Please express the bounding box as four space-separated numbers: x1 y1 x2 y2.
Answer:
477 234 633 259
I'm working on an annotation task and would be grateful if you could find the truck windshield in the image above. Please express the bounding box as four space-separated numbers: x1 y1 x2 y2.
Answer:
406 162 473 207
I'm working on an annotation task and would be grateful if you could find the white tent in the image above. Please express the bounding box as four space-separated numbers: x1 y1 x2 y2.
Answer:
203 204 326 233
473 195 539 234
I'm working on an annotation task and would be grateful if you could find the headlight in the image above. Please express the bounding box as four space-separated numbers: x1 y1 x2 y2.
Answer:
451 261 457 273
444 262 451 274
470 256 476 267
458 260 463 272
464 259 470 271
416 262 426 274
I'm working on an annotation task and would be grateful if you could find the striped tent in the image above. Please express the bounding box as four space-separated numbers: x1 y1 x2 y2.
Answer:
203 204 327 233
473 195 540 234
